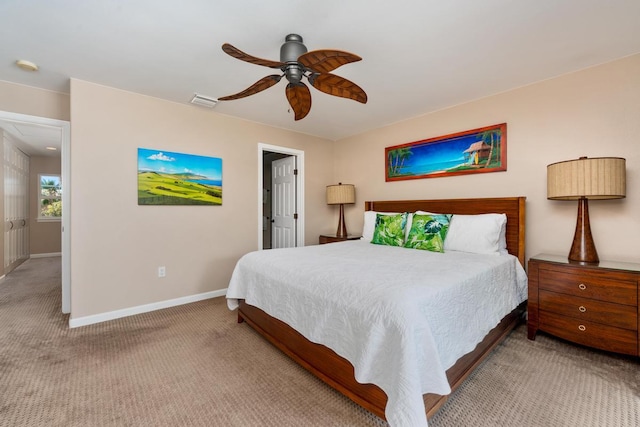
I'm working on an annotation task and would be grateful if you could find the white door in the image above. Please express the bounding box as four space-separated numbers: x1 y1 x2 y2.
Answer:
271 156 297 249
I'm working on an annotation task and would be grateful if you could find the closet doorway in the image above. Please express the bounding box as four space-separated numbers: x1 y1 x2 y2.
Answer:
258 143 305 250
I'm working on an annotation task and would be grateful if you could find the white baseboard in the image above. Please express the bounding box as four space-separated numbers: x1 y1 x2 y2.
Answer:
30 252 62 258
69 288 227 328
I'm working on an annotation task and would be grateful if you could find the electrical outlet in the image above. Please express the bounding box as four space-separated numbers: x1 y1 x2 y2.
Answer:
158 266 166 278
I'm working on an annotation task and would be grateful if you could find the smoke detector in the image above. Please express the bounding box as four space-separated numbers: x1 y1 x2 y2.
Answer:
190 94 218 108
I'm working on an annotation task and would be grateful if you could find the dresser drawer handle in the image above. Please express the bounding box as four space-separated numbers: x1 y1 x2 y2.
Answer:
578 283 587 290
578 325 586 332
578 306 587 313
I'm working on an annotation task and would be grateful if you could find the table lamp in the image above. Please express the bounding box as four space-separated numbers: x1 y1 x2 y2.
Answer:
547 156 626 264
326 183 355 238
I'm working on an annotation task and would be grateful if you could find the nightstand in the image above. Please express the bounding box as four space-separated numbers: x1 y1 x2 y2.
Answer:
319 234 362 244
527 253 639 356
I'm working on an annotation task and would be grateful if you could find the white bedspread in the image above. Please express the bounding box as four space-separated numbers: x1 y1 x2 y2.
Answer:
226 240 527 427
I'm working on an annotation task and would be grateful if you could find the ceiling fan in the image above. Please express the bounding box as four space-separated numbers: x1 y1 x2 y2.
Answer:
218 34 367 120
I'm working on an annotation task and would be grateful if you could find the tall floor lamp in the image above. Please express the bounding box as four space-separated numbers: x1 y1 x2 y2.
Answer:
547 156 626 264
326 183 355 238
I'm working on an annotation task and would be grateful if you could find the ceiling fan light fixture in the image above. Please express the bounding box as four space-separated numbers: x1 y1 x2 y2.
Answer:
190 93 218 108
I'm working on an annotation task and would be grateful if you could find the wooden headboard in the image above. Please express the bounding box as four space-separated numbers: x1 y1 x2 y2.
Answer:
364 197 526 267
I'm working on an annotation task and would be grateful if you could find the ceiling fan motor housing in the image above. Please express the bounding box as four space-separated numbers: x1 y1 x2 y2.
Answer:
280 34 307 62
281 34 307 83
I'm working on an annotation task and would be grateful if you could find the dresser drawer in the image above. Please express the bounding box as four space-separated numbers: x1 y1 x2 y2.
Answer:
539 266 637 305
539 311 638 356
539 290 637 330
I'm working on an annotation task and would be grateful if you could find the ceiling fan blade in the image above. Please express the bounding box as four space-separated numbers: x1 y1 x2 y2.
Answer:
285 82 312 121
298 49 362 73
218 75 283 101
222 43 285 69
308 73 368 104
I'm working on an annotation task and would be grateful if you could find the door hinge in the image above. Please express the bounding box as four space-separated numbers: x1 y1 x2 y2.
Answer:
293 169 298 175
293 213 298 220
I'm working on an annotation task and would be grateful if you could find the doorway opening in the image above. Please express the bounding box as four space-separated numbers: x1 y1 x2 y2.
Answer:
258 143 304 250
0 111 70 314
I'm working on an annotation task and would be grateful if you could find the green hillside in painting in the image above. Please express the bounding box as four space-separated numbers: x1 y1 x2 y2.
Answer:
138 171 222 205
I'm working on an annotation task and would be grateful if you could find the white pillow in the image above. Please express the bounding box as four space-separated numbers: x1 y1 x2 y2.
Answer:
433 213 507 255
361 211 400 242
498 219 508 255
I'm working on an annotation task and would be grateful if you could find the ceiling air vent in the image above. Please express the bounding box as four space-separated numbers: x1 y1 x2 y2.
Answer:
190 94 218 108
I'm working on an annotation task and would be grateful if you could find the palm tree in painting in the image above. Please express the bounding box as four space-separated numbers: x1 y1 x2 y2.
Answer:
388 149 401 175
396 147 413 175
478 129 501 167
388 147 413 176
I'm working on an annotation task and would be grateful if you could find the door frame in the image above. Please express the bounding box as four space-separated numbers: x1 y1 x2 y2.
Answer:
257 143 304 249
0 111 71 314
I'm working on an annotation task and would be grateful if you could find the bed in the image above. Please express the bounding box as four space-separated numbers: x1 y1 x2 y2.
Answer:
227 197 527 426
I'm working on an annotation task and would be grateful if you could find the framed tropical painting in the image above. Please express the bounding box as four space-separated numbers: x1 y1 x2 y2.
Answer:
385 123 507 181
137 148 222 205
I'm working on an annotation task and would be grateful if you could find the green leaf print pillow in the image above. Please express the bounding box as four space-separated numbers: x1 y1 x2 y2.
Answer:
371 213 407 247
404 214 452 252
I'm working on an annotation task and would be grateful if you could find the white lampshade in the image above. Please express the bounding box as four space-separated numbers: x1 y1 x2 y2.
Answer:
326 183 355 205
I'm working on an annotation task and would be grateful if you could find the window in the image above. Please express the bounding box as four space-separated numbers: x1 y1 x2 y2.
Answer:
38 174 62 220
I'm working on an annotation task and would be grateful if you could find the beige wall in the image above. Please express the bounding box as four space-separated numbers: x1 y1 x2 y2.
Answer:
29 156 62 255
0 80 70 121
2 55 638 321
336 54 640 264
0 81 69 277
69 79 334 318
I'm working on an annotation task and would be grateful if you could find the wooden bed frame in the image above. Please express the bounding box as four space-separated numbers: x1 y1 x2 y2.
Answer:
237 197 526 421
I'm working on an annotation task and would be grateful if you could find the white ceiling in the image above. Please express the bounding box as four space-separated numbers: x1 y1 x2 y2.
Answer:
1 0 639 145
0 117 62 156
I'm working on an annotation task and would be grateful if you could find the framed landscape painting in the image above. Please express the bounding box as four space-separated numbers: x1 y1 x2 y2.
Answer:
137 148 222 205
385 123 507 181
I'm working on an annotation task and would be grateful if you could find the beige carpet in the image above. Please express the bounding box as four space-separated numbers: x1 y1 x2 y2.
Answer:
1 258 638 426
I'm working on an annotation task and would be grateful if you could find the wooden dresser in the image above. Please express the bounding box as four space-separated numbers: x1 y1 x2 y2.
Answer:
528 254 639 356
